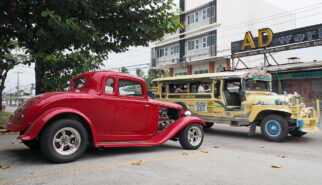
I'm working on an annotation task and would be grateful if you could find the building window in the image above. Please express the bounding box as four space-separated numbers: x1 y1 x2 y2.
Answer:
188 14 194 25
203 9 206 20
188 41 195 51
156 48 166 58
174 45 179 54
203 37 207 48
194 70 209 75
175 72 187 76
195 12 199 22
170 45 180 55
207 35 215 46
207 6 215 18
195 40 199 49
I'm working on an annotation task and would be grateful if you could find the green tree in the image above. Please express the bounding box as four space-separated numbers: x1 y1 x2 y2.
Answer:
0 40 28 111
1 0 182 94
121 67 129 74
145 69 169 90
136 68 145 78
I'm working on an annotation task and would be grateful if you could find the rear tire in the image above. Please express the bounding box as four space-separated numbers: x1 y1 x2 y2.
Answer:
289 129 307 137
40 119 88 163
260 115 288 142
179 123 204 150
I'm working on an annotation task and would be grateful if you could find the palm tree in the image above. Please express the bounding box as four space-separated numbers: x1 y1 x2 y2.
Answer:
136 68 145 78
121 67 129 74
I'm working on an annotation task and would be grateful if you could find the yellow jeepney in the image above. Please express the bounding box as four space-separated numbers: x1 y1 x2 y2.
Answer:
152 71 320 142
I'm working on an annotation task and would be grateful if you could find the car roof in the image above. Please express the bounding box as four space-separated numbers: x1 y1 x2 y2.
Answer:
153 71 250 82
73 71 144 81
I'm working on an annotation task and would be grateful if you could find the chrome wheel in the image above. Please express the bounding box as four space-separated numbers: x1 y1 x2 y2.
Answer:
53 127 81 156
187 126 202 146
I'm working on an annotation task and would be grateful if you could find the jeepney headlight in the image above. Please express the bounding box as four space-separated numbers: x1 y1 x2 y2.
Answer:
184 110 192 116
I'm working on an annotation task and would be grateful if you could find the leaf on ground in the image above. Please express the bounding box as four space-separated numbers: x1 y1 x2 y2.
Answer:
201 150 209 153
131 160 143 165
0 165 10 169
30 172 35 175
271 165 282 168
258 146 264 148
182 152 188 156
213 146 220 148
278 155 286 158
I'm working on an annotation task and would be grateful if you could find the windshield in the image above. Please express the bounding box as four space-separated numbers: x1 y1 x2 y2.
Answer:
245 79 270 91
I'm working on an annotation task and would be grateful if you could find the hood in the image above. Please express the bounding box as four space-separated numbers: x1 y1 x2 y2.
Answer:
148 99 183 110
246 91 298 105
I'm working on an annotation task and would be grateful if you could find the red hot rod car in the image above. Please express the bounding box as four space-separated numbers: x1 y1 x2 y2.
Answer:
7 71 205 163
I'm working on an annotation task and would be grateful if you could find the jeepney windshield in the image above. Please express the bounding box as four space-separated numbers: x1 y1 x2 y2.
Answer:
245 79 270 91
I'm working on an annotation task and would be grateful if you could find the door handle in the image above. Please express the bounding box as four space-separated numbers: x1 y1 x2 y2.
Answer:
145 105 150 107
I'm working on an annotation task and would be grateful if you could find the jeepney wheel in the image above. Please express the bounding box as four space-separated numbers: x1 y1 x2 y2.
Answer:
289 129 307 137
260 115 288 142
204 122 214 129
40 119 88 163
179 123 204 150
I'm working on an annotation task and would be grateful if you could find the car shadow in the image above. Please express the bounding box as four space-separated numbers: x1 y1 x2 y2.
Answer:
2 142 183 164
204 126 315 143
82 143 183 160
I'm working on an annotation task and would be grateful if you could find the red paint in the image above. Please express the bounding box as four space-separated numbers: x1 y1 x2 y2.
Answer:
288 80 313 102
7 71 204 147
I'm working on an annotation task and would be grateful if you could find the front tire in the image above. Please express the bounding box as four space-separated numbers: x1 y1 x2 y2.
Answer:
260 115 288 142
289 129 307 137
179 123 204 150
40 119 88 163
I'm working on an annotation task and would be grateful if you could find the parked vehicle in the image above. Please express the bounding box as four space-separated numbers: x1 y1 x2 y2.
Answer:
7 71 205 163
152 71 320 142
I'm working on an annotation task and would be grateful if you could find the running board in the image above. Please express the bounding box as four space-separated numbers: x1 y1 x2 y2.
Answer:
96 141 160 148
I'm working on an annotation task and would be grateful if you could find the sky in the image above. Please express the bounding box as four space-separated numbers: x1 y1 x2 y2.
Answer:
4 0 322 93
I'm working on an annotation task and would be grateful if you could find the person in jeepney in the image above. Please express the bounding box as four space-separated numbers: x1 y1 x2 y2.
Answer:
175 84 189 93
198 82 205 93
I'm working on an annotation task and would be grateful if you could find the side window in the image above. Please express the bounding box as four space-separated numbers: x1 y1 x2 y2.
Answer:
73 77 86 88
118 79 143 97
105 78 114 94
214 80 221 98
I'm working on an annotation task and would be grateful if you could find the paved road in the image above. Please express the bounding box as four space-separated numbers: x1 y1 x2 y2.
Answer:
0 124 321 185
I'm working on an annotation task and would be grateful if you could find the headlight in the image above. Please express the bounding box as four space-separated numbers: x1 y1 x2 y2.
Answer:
184 110 192 116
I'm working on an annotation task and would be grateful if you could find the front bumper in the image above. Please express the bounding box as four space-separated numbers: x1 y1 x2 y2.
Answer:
297 118 320 132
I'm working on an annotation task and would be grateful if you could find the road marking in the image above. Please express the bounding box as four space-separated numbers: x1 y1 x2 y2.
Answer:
0 151 241 184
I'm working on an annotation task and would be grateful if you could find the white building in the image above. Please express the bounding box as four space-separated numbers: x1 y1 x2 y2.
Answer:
151 0 296 76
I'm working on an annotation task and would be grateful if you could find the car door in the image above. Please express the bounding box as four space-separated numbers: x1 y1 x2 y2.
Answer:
95 76 117 137
113 77 152 137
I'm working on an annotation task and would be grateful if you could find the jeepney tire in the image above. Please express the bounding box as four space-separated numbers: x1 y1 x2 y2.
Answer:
260 115 288 142
289 129 307 137
40 119 88 163
179 123 204 150
204 122 214 129
22 139 40 149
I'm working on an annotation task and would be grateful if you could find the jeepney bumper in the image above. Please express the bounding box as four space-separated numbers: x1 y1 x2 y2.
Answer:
297 118 320 132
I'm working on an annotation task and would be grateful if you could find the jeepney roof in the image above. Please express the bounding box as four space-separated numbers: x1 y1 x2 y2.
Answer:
153 71 258 82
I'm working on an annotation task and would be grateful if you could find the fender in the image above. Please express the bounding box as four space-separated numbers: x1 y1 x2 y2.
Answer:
248 107 292 123
96 116 205 147
18 107 97 143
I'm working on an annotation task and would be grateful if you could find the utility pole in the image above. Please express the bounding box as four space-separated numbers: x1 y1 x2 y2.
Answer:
14 71 23 106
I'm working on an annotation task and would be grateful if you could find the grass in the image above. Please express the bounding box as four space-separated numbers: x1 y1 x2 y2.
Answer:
0 111 12 129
